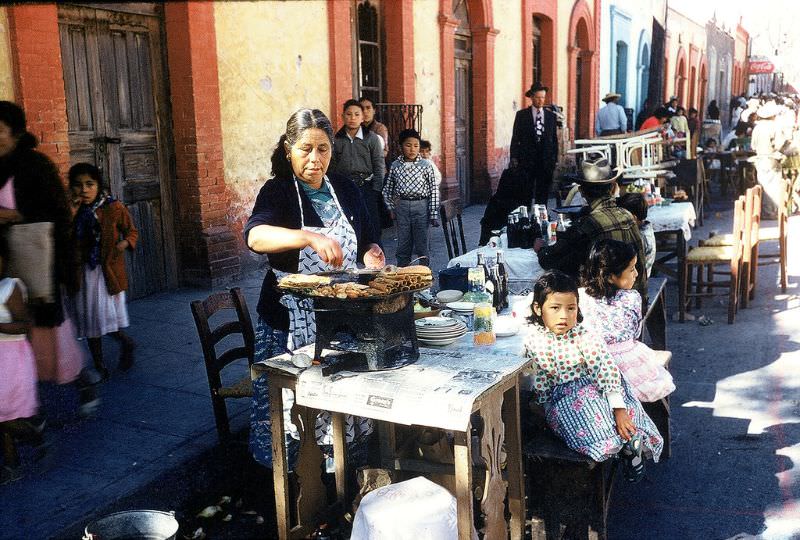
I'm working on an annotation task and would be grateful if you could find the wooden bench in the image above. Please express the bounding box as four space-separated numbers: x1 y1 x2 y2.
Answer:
523 407 617 540
643 277 668 351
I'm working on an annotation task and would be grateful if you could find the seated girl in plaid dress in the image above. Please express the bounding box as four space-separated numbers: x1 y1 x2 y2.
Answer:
524 270 663 482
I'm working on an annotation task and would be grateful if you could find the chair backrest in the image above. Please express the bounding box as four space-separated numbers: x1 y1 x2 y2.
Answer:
440 199 467 260
190 288 255 387
730 196 747 271
742 185 762 263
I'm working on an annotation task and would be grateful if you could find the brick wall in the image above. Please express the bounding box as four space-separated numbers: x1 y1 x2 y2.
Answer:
7 4 70 180
384 0 415 104
328 0 354 117
164 1 239 287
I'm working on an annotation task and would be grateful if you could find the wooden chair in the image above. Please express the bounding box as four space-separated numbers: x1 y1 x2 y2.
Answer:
440 199 467 260
680 196 746 324
702 186 762 305
191 287 255 443
757 177 793 292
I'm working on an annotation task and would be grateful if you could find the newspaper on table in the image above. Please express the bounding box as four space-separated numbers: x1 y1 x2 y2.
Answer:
270 335 531 432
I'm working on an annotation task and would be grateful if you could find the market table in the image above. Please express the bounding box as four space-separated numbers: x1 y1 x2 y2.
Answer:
252 333 530 539
447 246 542 294
648 201 696 280
447 201 695 291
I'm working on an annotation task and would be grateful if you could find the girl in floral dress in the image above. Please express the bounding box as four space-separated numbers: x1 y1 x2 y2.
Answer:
525 270 663 481
579 239 675 402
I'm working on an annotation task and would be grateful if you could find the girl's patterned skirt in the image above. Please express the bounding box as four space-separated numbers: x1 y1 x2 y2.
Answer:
607 340 675 403
249 317 374 470
544 376 663 462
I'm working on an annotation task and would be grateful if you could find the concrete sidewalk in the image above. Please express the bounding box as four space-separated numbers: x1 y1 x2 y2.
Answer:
0 205 487 538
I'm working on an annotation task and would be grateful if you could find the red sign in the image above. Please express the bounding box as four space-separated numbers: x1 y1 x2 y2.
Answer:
749 60 775 74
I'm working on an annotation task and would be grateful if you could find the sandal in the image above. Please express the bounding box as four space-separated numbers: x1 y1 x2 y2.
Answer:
619 434 645 483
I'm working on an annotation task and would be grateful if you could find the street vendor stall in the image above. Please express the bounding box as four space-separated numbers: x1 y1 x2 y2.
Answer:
252 269 531 539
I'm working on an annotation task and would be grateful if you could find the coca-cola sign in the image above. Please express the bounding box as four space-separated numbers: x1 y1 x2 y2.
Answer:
749 60 775 74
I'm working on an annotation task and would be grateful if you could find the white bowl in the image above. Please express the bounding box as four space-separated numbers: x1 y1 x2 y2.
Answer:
447 301 477 312
436 289 464 303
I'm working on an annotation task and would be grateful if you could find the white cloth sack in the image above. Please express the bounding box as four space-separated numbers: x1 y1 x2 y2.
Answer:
6 221 55 303
351 476 468 540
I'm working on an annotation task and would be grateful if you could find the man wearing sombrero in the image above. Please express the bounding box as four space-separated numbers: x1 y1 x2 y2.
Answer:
509 82 559 206
595 92 628 136
534 165 648 305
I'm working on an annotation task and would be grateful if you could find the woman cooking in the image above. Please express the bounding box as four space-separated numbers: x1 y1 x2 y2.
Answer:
246 108 385 468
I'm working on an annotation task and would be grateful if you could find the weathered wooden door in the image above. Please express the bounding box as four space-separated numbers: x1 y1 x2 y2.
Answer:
59 4 176 298
454 44 472 206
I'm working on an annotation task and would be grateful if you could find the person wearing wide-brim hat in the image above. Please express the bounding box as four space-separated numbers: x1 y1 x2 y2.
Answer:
595 92 628 136
750 100 787 218
510 81 559 206
534 163 648 306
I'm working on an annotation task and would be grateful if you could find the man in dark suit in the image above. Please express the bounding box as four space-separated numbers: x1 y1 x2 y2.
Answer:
510 82 559 206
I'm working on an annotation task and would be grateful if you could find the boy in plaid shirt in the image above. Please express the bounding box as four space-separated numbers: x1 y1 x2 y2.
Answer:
382 129 439 266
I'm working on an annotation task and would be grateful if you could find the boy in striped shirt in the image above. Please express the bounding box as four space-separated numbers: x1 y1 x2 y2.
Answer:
382 129 439 266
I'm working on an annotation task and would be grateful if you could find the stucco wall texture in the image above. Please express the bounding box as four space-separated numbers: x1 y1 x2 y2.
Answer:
214 0 331 246
493 0 522 160
0 8 15 101
413 0 442 155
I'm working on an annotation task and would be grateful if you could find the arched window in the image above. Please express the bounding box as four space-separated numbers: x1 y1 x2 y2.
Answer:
532 16 542 84
356 0 383 104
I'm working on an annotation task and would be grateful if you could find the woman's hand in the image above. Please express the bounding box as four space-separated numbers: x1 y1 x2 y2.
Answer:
363 243 385 269
614 408 636 441
0 208 23 225
305 231 344 268
116 239 129 252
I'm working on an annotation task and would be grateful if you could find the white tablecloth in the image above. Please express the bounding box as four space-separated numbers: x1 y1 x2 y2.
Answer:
648 201 696 240
447 246 543 294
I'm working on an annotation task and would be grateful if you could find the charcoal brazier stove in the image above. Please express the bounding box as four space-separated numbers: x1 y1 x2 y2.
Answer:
311 292 419 376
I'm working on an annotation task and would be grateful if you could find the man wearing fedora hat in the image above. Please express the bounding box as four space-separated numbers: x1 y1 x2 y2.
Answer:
510 81 559 206
534 168 648 304
595 92 628 136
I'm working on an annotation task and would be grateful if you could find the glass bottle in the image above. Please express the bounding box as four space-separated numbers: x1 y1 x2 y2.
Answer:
496 250 509 309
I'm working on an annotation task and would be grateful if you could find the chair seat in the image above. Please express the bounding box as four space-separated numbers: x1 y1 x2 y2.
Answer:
702 233 735 246
217 376 253 399
705 226 779 246
758 226 780 241
686 245 735 263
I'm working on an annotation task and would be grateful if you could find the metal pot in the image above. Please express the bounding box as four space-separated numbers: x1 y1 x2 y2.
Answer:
83 510 178 540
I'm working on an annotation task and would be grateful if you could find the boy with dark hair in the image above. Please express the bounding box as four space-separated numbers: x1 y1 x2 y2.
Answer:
359 96 388 157
382 129 439 266
419 139 442 194
329 99 385 236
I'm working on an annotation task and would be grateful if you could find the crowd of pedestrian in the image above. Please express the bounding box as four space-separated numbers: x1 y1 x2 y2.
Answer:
0 101 138 485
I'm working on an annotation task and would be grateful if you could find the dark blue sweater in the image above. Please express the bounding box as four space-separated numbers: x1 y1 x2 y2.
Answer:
244 174 380 330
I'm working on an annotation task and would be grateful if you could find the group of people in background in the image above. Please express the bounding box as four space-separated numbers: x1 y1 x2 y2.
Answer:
0 101 137 484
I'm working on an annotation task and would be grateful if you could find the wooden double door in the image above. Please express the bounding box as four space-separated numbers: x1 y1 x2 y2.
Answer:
59 4 176 298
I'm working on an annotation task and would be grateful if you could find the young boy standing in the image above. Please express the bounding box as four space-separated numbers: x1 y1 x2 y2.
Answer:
419 139 442 196
382 129 439 266
329 99 385 236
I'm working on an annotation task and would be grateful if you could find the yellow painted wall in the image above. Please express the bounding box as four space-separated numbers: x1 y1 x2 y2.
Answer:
214 0 331 236
0 8 15 101
493 0 522 159
665 8 705 100
413 0 442 156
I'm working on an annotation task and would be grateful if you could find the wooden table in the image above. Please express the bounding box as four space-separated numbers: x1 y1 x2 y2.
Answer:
252 338 529 539
649 201 696 283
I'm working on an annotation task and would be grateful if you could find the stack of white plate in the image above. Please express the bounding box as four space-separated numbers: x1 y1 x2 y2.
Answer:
415 317 468 346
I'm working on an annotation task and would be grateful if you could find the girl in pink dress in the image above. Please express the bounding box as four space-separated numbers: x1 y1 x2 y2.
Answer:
579 239 675 402
0 251 46 484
